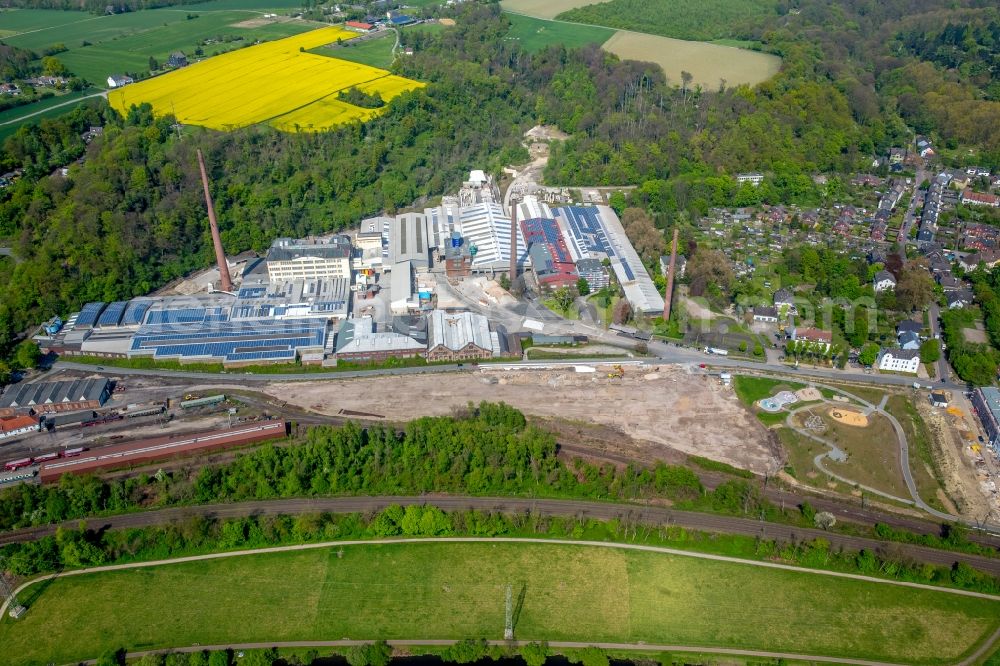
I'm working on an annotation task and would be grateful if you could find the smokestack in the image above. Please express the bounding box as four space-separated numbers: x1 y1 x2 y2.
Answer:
663 228 679 322
509 198 519 279
197 149 233 293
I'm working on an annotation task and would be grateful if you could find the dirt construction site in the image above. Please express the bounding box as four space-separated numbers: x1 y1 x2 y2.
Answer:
262 364 781 474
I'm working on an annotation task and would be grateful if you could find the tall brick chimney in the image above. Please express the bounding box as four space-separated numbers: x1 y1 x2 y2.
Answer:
197 149 233 293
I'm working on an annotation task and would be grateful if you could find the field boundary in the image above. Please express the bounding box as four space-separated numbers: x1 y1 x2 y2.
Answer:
6 536 1000 626
74 638 942 666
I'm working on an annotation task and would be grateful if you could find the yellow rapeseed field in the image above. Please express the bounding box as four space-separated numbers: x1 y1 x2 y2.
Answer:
107 26 424 131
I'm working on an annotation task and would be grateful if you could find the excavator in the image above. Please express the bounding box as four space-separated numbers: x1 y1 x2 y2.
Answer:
607 364 625 379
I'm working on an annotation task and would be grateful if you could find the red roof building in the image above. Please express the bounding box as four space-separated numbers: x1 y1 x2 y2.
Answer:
0 414 40 439
962 189 1000 208
345 21 374 32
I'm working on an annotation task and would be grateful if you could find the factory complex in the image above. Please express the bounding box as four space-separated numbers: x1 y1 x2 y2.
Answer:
32 170 663 367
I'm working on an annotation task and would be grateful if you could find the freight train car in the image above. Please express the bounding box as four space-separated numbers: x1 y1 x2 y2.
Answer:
38 421 288 482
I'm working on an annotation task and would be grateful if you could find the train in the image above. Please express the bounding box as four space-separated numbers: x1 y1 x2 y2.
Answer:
3 446 87 471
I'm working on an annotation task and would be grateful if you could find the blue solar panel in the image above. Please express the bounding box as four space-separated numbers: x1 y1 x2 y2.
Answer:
121 301 151 326
621 262 635 281
96 301 128 327
132 318 327 360
75 302 106 328
225 349 296 362
145 308 207 325
238 286 267 299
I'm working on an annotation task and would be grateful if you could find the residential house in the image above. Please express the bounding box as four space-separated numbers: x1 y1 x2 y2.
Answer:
167 52 187 68
736 172 764 186
898 330 921 351
896 320 923 336
877 348 920 374
773 288 795 314
946 289 974 309
753 306 779 323
888 148 906 164
106 74 134 88
789 326 832 352
937 275 962 291
959 249 1000 272
0 83 20 96
873 270 896 293
961 190 1000 208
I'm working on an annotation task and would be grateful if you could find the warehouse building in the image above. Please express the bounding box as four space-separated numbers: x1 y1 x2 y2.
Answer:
553 205 663 314
0 414 40 440
425 310 499 361
334 316 424 362
972 387 1000 452
388 212 431 269
265 235 352 281
519 210 577 289
0 378 111 413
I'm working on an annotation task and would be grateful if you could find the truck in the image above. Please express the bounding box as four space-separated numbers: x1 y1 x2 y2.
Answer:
704 347 729 356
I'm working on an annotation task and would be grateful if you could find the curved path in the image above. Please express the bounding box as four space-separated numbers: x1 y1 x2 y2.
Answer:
0 91 107 127
3 537 998 666
4 496 1000 575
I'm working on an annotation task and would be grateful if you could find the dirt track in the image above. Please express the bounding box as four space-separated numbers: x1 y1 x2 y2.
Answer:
265 365 780 473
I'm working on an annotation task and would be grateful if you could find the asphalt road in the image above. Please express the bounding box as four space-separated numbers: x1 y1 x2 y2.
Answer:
4 496 1000 575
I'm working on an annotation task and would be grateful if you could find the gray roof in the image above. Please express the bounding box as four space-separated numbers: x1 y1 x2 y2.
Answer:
882 348 920 360
947 289 974 305
898 330 921 346
896 320 923 334
0 378 110 408
335 316 424 355
874 270 896 283
428 310 496 354
266 236 351 262
754 306 778 318
773 288 794 304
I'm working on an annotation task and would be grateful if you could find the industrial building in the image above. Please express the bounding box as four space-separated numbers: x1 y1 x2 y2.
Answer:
334 316 425 362
972 387 1000 452
0 378 111 413
388 213 431 268
425 310 500 361
457 202 527 272
518 198 577 289
265 235 352 281
553 206 663 313
0 415 40 440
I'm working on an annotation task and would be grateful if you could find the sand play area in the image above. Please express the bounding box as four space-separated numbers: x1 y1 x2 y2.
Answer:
828 408 869 427
264 364 780 473
796 387 822 402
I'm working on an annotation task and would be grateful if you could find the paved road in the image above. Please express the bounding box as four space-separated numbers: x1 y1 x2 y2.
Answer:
5 536 997 666
0 91 107 127
928 302 952 383
4 496 1000 575
79 640 917 666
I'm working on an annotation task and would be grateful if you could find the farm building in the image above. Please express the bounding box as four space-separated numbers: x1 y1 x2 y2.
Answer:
106 74 134 88
0 379 111 413
425 310 499 362
345 21 375 32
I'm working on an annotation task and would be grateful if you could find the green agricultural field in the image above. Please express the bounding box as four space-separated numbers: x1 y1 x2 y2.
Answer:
0 90 103 142
312 34 395 69
0 8 318 86
555 0 777 42
1 541 998 665
504 14 614 52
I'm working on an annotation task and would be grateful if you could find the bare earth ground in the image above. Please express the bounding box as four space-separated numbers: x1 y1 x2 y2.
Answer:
917 396 992 517
600 32 781 87
265 365 780 473
963 325 989 344
500 0 596 20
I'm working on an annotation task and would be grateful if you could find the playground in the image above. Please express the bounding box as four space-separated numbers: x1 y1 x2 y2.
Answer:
828 407 870 428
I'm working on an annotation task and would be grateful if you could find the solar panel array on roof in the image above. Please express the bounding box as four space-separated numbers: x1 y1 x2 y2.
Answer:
145 308 208 325
75 302 106 328
521 218 574 265
554 207 614 258
238 286 267 299
96 301 128 328
130 318 326 364
121 300 151 326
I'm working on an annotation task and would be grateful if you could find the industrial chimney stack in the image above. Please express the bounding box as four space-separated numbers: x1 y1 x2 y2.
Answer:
197 149 233 293
509 197 519 280
663 227 679 322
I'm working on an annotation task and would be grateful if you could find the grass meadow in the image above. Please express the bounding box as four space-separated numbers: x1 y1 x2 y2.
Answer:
0 541 997 665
